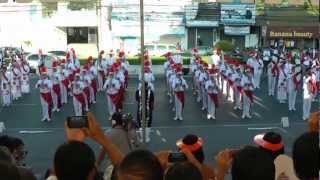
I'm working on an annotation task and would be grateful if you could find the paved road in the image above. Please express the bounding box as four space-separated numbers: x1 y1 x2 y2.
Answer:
0 72 318 178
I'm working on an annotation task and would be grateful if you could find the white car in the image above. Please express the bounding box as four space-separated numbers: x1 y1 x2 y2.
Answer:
26 53 57 74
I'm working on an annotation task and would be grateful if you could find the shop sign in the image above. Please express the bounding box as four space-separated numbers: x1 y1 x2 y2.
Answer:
267 27 319 39
221 4 256 25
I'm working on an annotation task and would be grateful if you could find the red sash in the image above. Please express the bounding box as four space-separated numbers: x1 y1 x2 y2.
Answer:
271 64 279 76
40 92 53 118
228 79 234 87
237 86 243 94
52 84 62 108
244 90 254 103
175 91 185 108
74 93 86 106
83 87 90 103
208 93 219 108
68 73 74 82
309 80 317 95
293 74 301 90
108 93 119 105
62 79 70 88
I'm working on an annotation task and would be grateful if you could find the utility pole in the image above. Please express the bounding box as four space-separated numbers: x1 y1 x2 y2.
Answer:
139 0 146 143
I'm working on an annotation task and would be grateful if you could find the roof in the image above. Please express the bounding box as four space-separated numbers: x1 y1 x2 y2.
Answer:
256 7 319 26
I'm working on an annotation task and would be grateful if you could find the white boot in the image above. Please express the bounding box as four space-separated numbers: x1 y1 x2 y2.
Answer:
146 127 151 143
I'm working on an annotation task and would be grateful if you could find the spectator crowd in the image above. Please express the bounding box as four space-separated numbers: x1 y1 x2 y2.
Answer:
0 111 319 180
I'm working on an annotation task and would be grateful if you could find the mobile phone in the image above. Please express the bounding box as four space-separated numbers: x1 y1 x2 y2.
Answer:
168 152 187 163
67 116 88 128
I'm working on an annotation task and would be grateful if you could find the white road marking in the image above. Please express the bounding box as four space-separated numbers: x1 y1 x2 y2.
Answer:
12 103 38 106
161 138 167 142
156 130 161 136
247 127 279 130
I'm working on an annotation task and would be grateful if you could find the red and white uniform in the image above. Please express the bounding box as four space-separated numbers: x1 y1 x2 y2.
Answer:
302 73 317 120
205 74 219 120
277 65 288 103
20 63 30 94
172 70 188 121
232 68 243 110
51 71 62 112
96 59 107 91
287 67 301 111
35 78 53 121
1 82 11 107
241 73 254 119
103 75 121 116
252 58 263 89
60 68 70 104
72 79 86 116
268 61 279 96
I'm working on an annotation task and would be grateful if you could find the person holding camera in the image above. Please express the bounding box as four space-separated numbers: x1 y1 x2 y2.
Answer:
96 112 138 171
135 82 154 143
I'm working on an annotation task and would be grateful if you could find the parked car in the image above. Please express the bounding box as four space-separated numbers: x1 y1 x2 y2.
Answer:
144 44 177 56
26 53 58 74
47 50 67 60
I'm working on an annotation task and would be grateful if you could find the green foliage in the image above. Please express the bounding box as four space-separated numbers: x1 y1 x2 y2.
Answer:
42 2 57 18
214 40 234 53
67 1 96 11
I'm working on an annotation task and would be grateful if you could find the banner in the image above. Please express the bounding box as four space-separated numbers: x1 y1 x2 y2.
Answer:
221 4 256 25
224 26 250 35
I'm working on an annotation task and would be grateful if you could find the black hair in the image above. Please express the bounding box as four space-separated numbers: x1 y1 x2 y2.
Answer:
0 135 14 153
181 134 205 164
117 149 163 180
54 141 96 180
231 146 275 180
258 132 285 160
111 112 123 128
10 138 24 150
165 161 202 180
0 161 20 180
293 132 319 179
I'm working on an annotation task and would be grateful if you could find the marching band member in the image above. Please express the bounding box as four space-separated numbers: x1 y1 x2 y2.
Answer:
172 65 188 121
287 66 301 111
35 68 53 122
135 82 154 142
11 62 22 100
241 66 255 119
82 68 91 110
60 59 70 104
20 60 30 94
104 67 121 116
232 65 243 110
96 51 107 91
302 68 317 120
252 55 264 89
268 60 279 96
277 62 288 103
167 63 176 104
199 63 209 110
173 48 183 64
226 65 235 102
51 62 62 112
1 80 11 107
71 74 86 116
89 60 97 104
205 68 219 120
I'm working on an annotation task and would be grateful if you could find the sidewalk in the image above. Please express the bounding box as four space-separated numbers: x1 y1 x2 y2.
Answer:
128 65 189 75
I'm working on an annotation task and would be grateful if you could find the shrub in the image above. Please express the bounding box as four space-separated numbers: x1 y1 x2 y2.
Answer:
215 40 234 52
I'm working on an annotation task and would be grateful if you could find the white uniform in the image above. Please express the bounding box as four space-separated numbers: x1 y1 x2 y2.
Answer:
232 70 243 110
51 72 62 112
268 62 279 96
172 75 188 120
72 80 85 116
302 74 316 120
96 60 107 91
277 66 288 103
287 68 301 111
60 69 70 104
35 78 53 121
199 71 209 110
241 74 254 119
104 77 121 116
252 59 263 89
1 82 11 106
20 64 30 94
226 67 235 102
209 54 221 69
11 67 22 99
173 54 183 64
205 78 219 119
194 69 202 102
